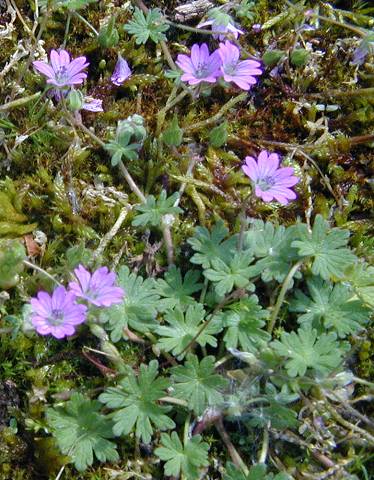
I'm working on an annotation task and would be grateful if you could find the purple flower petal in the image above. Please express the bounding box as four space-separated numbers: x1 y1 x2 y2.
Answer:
177 43 222 86
218 41 262 91
30 286 87 339
242 150 299 205
32 49 88 89
111 55 132 86
68 264 125 307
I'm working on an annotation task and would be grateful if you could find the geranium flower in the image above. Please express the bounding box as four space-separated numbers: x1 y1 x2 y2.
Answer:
242 150 299 204
176 43 222 85
68 265 124 307
218 41 262 90
30 286 87 339
197 9 243 40
111 55 132 86
82 96 103 112
33 49 89 88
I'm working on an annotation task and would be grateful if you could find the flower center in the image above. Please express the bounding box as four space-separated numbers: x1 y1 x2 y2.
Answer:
257 176 275 191
195 62 209 78
49 309 65 326
55 66 70 85
224 62 238 75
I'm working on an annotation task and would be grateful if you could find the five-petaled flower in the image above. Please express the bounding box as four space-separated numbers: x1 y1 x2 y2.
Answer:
218 41 262 90
33 49 89 88
176 43 222 85
68 264 124 307
30 286 87 339
242 150 299 204
111 55 132 86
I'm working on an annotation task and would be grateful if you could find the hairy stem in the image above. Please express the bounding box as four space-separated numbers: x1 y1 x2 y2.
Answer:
215 418 249 475
91 207 130 265
73 11 98 36
23 259 62 286
267 259 304 334
258 426 269 464
159 396 188 407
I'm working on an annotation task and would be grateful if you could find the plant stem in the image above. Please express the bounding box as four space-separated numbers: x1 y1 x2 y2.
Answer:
0 92 42 111
161 220 175 266
215 418 249 475
214 355 232 369
352 376 374 389
184 413 191 446
68 115 175 265
184 92 247 133
237 193 254 251
306 87 374 99
258 426 269 463
159 396 188 407
23 259 62 286
179 289 245 356
267 259 304 334
73 11 98 36
91 207 130 265
306 12 367 37
156 90 188 136
68 115 147 203
165 19 230 37
62 12 72 49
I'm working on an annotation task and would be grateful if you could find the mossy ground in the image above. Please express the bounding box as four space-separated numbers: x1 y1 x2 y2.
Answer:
0 0 373 478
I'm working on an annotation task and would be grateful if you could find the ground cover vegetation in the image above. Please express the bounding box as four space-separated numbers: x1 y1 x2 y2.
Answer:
0 0 373 478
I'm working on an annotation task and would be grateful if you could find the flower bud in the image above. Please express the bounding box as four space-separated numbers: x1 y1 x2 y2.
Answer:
67 89 84 111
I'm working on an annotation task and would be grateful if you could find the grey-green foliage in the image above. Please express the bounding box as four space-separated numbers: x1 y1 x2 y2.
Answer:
292 214 357 280
217 295 270 352
124 7 169 44
246 383 299 429
98 16 119 48
99 266 160 341
155 431 209 480
234 0 256 20
203 250 257 297
105 129 140 166
170 354 228 415
271 326 345 377
155 265 203 311
244 220 301 283
224 462 292 480
47 393 118 471
188 220 237 269
155 303 222 359
99 360 175 443
344 262 374 308
132 190 182 227
117 115 147 143
290 277 370 337
162 115 183 147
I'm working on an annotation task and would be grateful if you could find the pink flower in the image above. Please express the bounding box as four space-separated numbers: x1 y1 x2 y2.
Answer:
33 49 89 88
111 55 132 86
176 43 222 85
242 150 299 205
198 15 243 41
30 286 87 339
82 96 103 112
68 265 124 307
218 41 262 90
